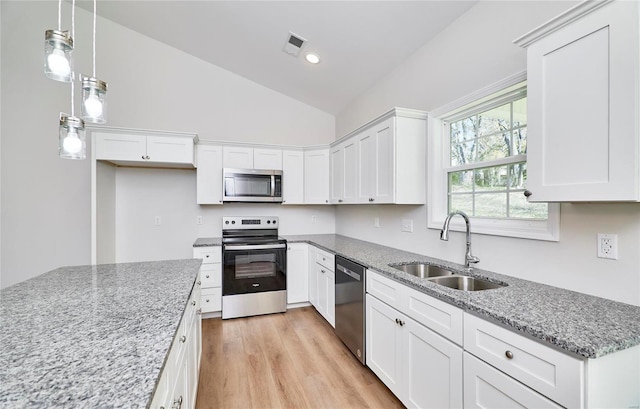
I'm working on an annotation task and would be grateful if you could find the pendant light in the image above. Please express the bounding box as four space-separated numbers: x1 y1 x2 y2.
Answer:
81 0 108 124
44 0 73 82
58 0 86 160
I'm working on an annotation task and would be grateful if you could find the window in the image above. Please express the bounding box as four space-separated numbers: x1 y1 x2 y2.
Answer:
428 75 559 241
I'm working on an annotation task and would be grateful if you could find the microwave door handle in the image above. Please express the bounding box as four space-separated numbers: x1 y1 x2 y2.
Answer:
224 243 287 251
271 175 276 197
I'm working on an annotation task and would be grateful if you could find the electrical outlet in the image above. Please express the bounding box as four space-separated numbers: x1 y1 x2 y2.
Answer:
196 216 203 225
154 216 162 226
597 233 618 259
374 217 380 228
401 219 413 233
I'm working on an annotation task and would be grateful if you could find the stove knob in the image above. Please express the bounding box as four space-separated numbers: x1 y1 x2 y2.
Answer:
231 220 235 224
272 220 277 224
225 220 229 225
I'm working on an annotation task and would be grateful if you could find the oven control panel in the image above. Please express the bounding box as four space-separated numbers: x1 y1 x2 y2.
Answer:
222 216 279 229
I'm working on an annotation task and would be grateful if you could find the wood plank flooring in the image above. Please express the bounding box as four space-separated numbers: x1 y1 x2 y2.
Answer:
195 307 404 409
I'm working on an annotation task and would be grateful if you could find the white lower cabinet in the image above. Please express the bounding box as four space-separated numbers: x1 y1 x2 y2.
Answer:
193 246 222 314
366 294 463 408
308 245 335 327
464 352 561 409
149 284 201 409
286 243 309 304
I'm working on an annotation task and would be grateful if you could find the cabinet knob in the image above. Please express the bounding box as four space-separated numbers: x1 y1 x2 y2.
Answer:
505 350 514 359
369 198 374 202
145 155 150 160
523 190 532 198
205 299 210 303
180 335 186 343
191 300 196 306
141 155 145 160
196 308 202 315
205 254 210 258
197 281 201 285
320 269 326 274
205 275 210 278
338 199 343 203
325 199 329 203
172 395 183 409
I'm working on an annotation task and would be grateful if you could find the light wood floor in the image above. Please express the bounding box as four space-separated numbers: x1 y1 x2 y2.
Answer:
195 307 404 409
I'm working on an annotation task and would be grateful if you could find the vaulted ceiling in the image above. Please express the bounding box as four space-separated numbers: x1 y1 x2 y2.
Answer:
79 1 476 114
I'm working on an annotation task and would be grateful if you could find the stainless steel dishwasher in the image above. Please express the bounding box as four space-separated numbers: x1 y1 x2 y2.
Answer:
335 255 366 364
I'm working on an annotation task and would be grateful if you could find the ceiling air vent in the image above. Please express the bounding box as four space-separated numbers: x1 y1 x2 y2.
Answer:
282 32 307 57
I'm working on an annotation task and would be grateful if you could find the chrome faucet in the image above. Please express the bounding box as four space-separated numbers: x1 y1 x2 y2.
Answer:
440 211 480 269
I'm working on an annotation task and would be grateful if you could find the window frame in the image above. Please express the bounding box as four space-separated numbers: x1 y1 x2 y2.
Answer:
427 72 560 241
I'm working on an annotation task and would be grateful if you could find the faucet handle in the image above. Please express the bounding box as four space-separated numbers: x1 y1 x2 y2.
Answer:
467 255 480 265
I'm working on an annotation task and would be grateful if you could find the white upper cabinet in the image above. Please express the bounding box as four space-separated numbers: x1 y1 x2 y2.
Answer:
254 148 283 170
330 108 427 205
222 146 283 170
304 148 330 204
282 150 304 204
196 144 223 205
515 0 640 201
222 146 254 169
94 131 196 168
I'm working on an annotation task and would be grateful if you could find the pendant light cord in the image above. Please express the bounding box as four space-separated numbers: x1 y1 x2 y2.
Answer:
92 0 96 78
70 0 76 116
57 0 62 30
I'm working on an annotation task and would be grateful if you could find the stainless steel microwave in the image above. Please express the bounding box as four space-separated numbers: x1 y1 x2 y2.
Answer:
223 168 283 203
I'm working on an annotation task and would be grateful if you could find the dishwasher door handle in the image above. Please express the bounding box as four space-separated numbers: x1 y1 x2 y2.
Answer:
337 264 361 281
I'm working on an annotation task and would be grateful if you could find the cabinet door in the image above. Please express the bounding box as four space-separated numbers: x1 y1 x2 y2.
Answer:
304 149 330 204
371 118 395 203
316 264 330 319
146 135 194 164
286 243 309 304
282 150 304 204
524 1 639 201
330 145 344 203
223 146 253 169
308 246 319 308
254 148 283 170
402 317 462 409
357 130 374 203
326 270 335 328
95 132 146 161
464 352 562 409
196 144 223 205
366 294 403 398
343 139 358 203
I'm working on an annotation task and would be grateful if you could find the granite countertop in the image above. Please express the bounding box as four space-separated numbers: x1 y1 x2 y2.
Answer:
0 259 201 408
194 234 640 359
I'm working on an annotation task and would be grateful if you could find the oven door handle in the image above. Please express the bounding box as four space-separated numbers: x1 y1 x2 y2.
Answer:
224 243 287 251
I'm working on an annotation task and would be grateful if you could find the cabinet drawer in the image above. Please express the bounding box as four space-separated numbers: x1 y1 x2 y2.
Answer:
201 288 222 313
366 270 402 311
464 313 583 408
200 264 221 288
315 248 335 270
464 352 562 409
401 285 463 345
193 246 221 263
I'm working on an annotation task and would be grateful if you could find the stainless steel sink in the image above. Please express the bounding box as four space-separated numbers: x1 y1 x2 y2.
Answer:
390 263 455 278
428 275 506 291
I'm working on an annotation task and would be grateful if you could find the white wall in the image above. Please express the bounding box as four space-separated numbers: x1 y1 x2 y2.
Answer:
113 167 335 263
335 1 640 306
0 1 334 288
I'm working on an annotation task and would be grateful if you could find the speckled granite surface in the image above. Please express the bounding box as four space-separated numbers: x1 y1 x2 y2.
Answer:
195 234 640 359
0 259 201 408
193 237 221 247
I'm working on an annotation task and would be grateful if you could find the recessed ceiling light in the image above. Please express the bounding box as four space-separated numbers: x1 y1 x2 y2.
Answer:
305 53 320 64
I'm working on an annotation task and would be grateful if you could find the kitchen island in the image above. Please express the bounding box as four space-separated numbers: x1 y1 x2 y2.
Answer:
0 259 201 408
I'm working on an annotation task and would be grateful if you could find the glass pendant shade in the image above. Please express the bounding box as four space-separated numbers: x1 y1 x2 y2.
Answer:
81 76 107 123
44 30 73 82
59 114 86 160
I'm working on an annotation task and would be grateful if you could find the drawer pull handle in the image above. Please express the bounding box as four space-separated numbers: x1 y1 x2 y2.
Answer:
505 350 514 359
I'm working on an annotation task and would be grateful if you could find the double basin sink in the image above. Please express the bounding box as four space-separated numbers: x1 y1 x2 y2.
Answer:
389 263 506 291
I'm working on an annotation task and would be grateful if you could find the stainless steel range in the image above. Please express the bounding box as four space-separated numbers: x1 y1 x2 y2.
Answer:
221 216 287 319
